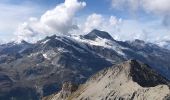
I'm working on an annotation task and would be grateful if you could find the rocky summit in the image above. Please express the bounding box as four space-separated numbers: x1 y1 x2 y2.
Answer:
44 60 170 100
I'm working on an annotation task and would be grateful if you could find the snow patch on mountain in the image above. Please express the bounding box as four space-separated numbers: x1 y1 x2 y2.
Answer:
42 39 50 44
57 47 66 52
72 35 128 57
43 54 50 60
28 52 40 57
43 50 57 60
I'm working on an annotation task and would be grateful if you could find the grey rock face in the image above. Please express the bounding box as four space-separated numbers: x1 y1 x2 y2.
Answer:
59 82 78 99
83 29 114 40
128 60 168 87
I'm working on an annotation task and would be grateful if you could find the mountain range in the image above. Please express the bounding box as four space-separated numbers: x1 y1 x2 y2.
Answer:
0 29 170 100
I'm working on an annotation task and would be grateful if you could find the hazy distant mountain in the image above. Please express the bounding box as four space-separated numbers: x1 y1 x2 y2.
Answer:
0 29 170 99
43 60 170 100
157 40 170 50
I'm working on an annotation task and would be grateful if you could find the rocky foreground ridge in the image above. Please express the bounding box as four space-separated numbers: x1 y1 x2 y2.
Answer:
43 60 170 100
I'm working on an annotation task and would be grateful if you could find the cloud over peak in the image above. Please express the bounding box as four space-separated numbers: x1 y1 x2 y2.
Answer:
40 0 86 34
15 0 86 41
81 13 122 34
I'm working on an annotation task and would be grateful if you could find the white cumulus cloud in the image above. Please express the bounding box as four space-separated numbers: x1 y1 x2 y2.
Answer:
83 13 104 33
110 0 170 42
111 0 170 13
81 13 122 34
142 0 170 14
15 0 86 41
111 0 170 27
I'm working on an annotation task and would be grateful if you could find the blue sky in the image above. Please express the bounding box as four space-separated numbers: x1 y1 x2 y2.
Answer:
0 0 170 43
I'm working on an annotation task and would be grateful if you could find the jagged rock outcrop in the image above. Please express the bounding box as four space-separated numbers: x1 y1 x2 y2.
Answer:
44 60 170 100
43 82 78 100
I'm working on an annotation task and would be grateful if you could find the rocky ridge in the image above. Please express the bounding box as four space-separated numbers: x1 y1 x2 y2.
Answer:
44 60 170 100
